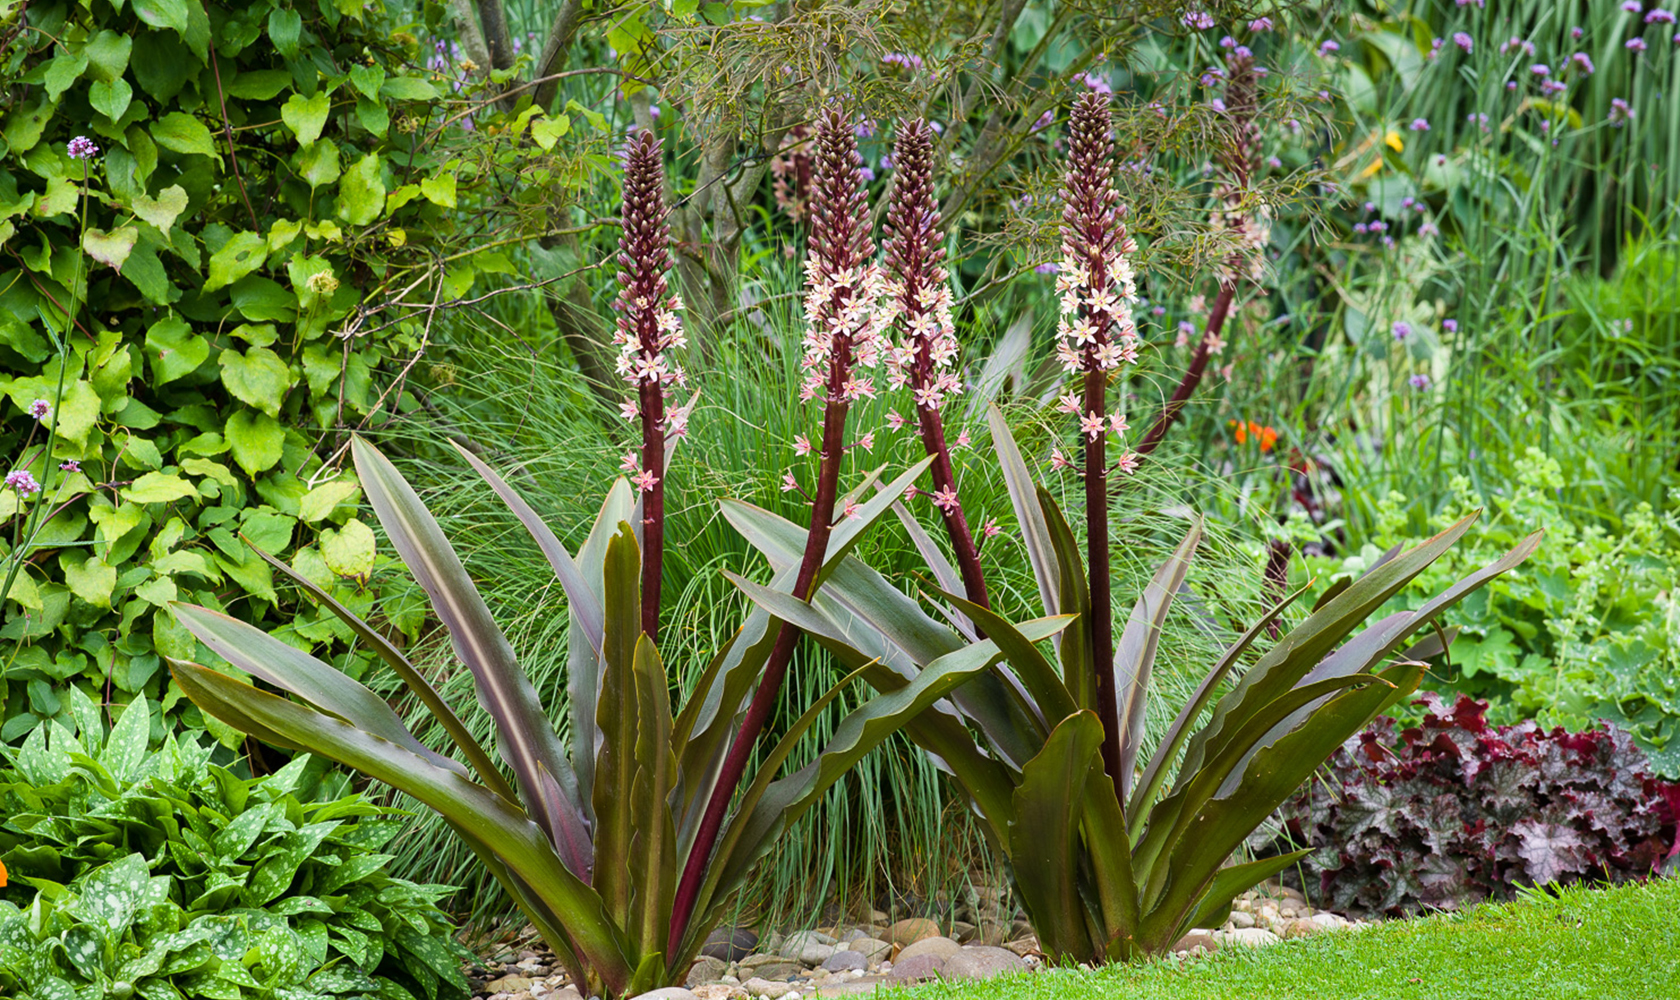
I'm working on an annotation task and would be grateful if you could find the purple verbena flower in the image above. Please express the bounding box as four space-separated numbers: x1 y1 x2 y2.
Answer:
1621 0 1642 12
1184 10 1215 30
1392 321 1411 341
27 399 50 420
1409 373 1432 390
1249 17 1273 32
1410 117 1431 131
1609 97 1635 124
1627 38 1648 51
60 460 80 473
1443 319 1458 333
1320 39 1341 55
1531 64 1550 76
4 470 40 495
67 136 99 160
1648 9 1677 24
1454 32 1474 53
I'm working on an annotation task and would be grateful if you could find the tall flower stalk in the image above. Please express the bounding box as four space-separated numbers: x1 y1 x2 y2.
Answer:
884 119 990 613
613 129 686 639
1059 93 1142 795
668 101 892 953
1138 37 1263 456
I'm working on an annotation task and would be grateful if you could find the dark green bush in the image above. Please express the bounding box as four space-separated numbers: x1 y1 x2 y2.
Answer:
0 695 468 999
0 0 610 741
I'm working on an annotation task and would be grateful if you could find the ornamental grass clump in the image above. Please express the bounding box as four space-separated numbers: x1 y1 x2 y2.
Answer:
165 104 1053 999
722 90 1542 966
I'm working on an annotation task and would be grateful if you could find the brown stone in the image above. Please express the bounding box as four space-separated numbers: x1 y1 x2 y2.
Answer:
1172 930 1220 956
897 936 961 963
486 975 534 993
889 954 947 982
885 917 941 946
942 946 1028 979
1003 935 1040 958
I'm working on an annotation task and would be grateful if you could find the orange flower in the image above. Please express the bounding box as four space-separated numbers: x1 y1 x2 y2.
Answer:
0 855 7 887
1229 420 1278 452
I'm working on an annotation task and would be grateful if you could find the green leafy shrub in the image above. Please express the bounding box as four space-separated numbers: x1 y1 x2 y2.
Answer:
1302 449 1680 776
0 0 607 742
0 693 468 1000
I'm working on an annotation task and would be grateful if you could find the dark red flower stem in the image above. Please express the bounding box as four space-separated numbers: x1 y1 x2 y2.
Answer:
918 406 989 612
1065 94 1125 801
668 103 869 958
1083 363 1121 789
638 385 666 640
1135 281 1235 458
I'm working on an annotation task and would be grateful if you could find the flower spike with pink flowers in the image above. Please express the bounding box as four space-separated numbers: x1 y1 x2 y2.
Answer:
1061 91 1141 798
670 100 895 956
884 118 992 613
614 128 686 641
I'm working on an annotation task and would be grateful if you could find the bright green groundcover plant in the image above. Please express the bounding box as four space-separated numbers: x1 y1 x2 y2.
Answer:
723 406 1542 964
0 692 467 1000
163 436 1066 998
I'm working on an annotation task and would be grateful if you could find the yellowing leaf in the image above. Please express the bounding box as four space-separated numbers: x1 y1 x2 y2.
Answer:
61 552 117 608
337 153 386 226
419 172 457 208
299 479 361 522
83 226 139 270
1384 130 1403 152
131 185 189 232
320 518 376 580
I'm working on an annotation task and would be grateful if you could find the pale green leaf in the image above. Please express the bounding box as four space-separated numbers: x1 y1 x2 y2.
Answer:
219 346 293 417
152 111 217 157
124 472 199 503
226 410 285 476
131 185 188 232
282 90 332 146
320 519 376 580
336 153 386 226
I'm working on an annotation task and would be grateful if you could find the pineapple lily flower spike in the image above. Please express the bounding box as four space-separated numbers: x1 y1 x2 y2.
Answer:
884 118 992 615
666 98 898 957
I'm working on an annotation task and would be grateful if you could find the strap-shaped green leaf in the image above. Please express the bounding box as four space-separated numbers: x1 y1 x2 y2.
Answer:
699 630 1042 945
1128 582 1308 837
1037 487 1093 708
629 634 677 963
169 658 636 995
1166 849 1310 951
987 403 1060 619
351 436 591 879
888 496 975 638
1077 754 1140 961
935 586 1074 730
236 546 516 802
571 478 637 819
1136 671 1390 901
594 523 644 928
171 603 467 780
1143 660 1424 926
1010 711 1104 963
1113 522 1200 800
1170 512 1479 798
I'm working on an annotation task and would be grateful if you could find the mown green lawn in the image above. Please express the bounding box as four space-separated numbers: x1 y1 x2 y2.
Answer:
894 878 1680 1000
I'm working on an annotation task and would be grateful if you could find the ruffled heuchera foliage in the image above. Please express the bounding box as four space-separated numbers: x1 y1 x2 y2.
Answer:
1283 694 1680 916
